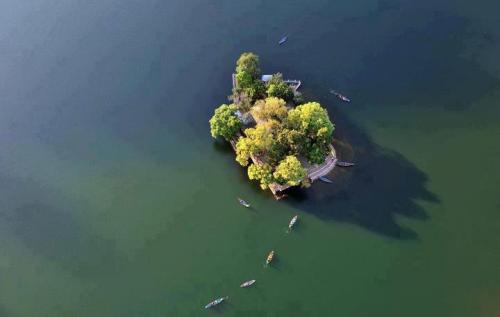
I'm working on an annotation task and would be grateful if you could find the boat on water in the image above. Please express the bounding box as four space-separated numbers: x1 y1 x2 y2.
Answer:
336 161 355 167
204 296 228 309
240 279 256 288
319 176 333 183
330 90 351 102
288 215 298 230
237 197 250 208
266 250 275 265
278 35 288 45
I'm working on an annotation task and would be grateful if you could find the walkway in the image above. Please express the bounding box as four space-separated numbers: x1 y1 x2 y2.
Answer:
307 147 337 181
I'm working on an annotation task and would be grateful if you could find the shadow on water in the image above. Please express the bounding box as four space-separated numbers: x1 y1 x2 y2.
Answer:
275 9 500 239
211 109 438 240
204 8 500 240
284 109 439 240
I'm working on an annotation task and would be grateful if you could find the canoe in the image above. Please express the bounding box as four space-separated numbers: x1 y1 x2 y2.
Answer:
319 176 333 183
204 296 228 309
240 279 256 288
266 250 275 265
238 197 250 207
288 215 298 230
278 35 288 45
329 90 351 102
336 161 355 167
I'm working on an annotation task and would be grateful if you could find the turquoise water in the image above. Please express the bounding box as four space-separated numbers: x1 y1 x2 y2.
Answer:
0 0 499 316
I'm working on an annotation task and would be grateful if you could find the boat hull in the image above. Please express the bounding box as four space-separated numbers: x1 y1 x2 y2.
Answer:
204 297 227 309
288 216 298 229
266 251 275 264
240 280 256 288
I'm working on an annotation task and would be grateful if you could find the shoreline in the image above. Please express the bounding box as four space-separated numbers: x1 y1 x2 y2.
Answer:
229 73 337 199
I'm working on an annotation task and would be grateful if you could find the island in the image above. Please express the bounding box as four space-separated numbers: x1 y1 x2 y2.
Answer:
209 52 337 199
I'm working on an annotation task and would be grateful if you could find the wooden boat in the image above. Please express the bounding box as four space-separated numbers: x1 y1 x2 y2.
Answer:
266 251 275 265
336 161 355 167
319 176 333 183
330 90 351 102
278 35 288 45
204 296 228 309
288 215 298 230
237 197 250 207
240 279 256 288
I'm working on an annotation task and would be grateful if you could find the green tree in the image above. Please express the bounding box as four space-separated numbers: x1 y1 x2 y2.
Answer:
252 97 288 122
236 52 261 79
266 73 294 101
209 104 241 141
236 70 254 90
244 124 274 152
278 128 307 154
235 69 266 102
248 163 274 190
235 136 253 166
235 124 274 166
273 155 306 186
285 102 334 164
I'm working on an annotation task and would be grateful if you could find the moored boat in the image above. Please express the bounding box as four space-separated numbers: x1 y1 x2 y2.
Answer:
319 176 333 183
336 161 355 167
237 197 250 207
266 250 275 265
330 90 351 102
288 215 298 230
204 296 228 309
240 279 256 288
278 35 288 45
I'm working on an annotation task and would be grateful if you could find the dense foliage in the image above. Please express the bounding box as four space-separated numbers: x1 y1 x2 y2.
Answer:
252 97 288 122
235 125 273 166
266 73 294 102
273 156 306 186
210 52 335 192
209 104 241 141
285 102 335 164
236 52 261 79
247 163 274 189
234 52 265 103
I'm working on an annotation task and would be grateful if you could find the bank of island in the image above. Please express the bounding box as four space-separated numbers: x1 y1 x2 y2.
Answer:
209 52 337 199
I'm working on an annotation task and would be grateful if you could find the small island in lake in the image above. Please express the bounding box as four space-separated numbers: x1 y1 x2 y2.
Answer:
209 52 337 199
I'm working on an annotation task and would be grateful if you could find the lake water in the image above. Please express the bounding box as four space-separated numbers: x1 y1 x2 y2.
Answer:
0 0 499 316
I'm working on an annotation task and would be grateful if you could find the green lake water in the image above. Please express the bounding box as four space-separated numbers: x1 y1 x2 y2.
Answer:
0 0 499 316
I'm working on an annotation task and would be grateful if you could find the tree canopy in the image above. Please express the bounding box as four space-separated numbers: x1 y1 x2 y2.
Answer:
235 124 274 166
210 52 337 192
285 102 335 164
209 104 241 141
236 52 261 79
252 97 288 122
273 155 306 186
248 163 274 189
266 73 294 102
234 54 265 103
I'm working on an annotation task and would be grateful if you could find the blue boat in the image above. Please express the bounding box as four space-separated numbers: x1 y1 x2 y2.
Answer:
278 35 288 45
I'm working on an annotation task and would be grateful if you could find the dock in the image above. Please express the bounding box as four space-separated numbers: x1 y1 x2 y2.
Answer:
268 146 337 199
284 79 301 91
